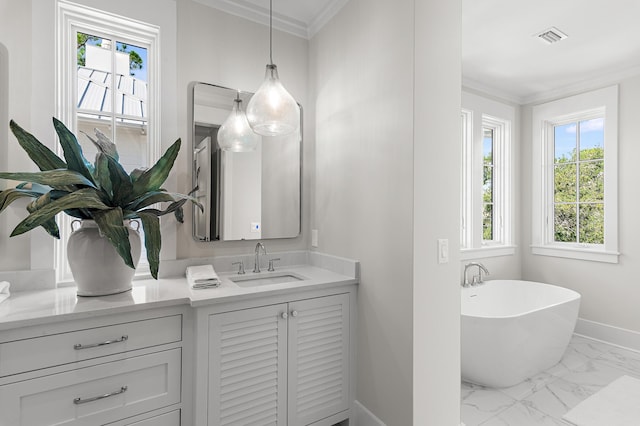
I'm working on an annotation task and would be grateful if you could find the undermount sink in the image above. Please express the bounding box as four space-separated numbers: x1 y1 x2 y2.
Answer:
230 272 306 287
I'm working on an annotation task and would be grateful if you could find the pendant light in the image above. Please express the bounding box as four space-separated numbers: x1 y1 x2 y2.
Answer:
246 0 300 137
217 92 260 152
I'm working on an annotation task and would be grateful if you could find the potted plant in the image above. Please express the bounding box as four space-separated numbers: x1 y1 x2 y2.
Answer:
0 118 200 296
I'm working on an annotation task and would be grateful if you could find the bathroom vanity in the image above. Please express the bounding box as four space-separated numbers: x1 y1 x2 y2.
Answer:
0 253 357 426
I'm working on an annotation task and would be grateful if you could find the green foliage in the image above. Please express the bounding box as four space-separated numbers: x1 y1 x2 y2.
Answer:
0 119 202 279
117 44 143 76
482 156 493 241
553 146 604 244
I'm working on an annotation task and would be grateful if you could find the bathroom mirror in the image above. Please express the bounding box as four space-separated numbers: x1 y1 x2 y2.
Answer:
191 82 302 241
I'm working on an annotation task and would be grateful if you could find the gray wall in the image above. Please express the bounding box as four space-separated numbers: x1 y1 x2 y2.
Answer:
310 0 415 422
413 1 462 424
0 0 32 271
311 0 461 424
0 41 9 264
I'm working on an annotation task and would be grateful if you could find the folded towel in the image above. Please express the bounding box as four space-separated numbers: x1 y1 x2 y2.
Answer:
186 265 220 289
0 281 10 304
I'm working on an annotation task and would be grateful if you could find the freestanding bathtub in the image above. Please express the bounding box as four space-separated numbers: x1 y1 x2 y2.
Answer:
461 279 580 388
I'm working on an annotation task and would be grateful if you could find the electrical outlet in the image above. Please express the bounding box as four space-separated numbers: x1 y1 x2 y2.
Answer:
311 229 319 247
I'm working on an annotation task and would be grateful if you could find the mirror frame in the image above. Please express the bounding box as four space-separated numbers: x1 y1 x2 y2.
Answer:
190 81 303 242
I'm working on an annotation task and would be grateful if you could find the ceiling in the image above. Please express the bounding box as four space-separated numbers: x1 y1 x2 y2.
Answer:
463 0 640 104
196 0 640 105
193 0 347 39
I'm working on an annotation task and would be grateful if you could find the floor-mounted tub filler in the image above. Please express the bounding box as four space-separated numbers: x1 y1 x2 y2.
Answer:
461 279 581 388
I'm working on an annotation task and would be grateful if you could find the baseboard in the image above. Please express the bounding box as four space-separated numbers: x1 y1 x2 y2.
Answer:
575 318 640 352
353 400 386 426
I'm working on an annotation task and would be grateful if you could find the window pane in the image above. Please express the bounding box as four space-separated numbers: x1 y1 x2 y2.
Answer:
483 128 493 164
115 41 147 132
579 160 604 202
554 204 577 243
483 165 493 203
554 163 576 202
483 203 493 241
579 203 604 244
115 123 148 173
554 123 576 163
77 116 110 162
579 118 604 161
77 33 113 120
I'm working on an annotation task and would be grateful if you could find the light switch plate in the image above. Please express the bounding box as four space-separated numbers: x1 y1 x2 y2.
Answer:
438 239 449 264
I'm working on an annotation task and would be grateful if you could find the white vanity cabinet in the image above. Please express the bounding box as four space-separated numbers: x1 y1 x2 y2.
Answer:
202 291 353 426
0 307 186 426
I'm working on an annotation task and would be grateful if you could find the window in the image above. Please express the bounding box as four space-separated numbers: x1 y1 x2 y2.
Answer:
56 2 160 283
553 117 604 244
461 92 514 259
531 86 618 263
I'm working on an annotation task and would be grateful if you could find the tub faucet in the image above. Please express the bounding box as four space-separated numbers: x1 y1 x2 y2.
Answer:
253 242 267 273
463 262 489 287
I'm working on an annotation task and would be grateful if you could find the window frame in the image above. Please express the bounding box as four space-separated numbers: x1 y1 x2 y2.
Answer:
531 85 619 263
56 1 161 283
461 92 515 260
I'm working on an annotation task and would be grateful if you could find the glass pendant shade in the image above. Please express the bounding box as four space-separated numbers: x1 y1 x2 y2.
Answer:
217 97 260 152
246 64 300 137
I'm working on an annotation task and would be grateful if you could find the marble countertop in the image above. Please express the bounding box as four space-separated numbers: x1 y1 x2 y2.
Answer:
0 263 358 331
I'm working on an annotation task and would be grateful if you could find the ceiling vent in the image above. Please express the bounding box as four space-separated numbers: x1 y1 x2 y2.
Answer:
535 27 568 44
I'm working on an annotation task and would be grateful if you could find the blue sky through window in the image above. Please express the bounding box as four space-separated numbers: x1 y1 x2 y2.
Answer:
554 118 604 162
579 118 604 153
554 123 575 162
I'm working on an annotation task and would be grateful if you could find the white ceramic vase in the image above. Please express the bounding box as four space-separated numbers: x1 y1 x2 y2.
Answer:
67 220 142 296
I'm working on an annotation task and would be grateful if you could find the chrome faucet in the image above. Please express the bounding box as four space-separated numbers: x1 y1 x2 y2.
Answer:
253 242 267 273
463 262 489 287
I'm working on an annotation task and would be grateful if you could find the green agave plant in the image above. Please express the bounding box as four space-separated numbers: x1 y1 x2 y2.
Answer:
0 118 201 279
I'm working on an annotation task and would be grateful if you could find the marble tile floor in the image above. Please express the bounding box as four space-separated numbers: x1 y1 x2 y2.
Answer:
461 334 640 426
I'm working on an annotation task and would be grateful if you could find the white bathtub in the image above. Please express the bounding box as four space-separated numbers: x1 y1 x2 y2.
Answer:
461 279 580 388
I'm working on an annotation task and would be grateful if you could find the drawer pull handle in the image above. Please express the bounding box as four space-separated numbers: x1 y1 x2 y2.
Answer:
73 335 128 350
73 386 128 405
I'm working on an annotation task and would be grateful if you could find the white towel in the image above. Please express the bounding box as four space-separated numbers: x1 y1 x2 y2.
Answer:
563 375 640 426
0 281 10 304
186 265 220 289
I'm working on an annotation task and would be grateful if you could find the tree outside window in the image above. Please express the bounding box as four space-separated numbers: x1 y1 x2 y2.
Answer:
553 118 604 244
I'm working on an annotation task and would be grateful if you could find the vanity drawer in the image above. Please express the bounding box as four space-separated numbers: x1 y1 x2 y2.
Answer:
0 315 182 377
0 348 181 426
107 409 181 426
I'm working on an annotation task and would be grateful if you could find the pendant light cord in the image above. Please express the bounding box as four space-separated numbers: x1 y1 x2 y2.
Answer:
269 0 273 65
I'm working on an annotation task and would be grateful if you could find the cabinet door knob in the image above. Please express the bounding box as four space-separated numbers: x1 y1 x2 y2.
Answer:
290 310 298 317
281 312 288 319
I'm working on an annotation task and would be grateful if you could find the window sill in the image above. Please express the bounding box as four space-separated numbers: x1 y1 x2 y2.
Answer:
460 245 516 260
530 245 619 263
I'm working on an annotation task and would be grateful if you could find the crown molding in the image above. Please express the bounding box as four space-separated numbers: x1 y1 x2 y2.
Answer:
307 0 349 38
193 0 348 40
521 65 640 105
464 64 640 106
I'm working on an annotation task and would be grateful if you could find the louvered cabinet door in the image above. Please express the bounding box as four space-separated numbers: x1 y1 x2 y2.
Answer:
287 294 350 426
208 304 288 426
